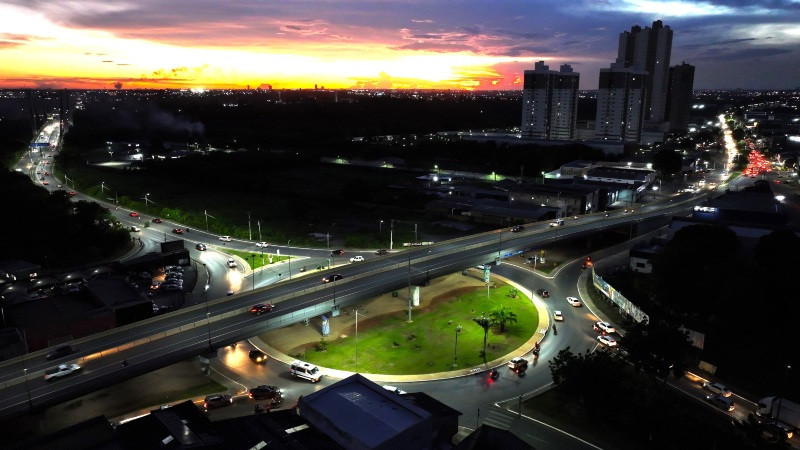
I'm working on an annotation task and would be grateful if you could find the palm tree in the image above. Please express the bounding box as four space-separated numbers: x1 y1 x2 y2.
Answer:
490 305 518 332
473 314 493 364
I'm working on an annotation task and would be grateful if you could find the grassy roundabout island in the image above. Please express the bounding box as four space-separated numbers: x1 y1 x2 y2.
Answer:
274 274 539 375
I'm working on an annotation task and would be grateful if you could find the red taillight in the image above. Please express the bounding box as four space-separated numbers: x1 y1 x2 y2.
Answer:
203 402 208 408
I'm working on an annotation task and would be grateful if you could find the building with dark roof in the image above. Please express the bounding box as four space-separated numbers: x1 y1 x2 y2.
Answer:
18 374 466 449
298 373 454 450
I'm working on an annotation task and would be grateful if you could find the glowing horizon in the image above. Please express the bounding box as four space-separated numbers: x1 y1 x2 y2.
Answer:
1 1 799 91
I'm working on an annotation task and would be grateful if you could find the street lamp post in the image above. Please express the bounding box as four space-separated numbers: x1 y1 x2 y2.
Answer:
407 253 413 322
144 193 151 213
453 325 462 367
287 240 292 280
250 254 256 290
248 212 252 241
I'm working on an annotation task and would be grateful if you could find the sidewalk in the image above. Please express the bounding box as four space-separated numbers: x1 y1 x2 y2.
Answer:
251 270 551 383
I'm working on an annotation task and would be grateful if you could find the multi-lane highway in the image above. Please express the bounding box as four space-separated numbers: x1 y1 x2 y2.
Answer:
0 191 707 419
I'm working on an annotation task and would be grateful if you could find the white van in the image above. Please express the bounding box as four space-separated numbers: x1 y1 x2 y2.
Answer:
290 360 322 383
219 236 232 242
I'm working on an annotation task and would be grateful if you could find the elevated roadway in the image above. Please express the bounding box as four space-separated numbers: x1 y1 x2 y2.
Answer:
0 193 708 419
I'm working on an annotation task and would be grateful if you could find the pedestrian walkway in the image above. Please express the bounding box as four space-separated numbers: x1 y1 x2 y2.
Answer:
251 270 551 383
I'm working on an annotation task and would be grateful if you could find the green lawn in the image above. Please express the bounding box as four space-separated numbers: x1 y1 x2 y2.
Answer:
222 248 290 270
295 285 538 374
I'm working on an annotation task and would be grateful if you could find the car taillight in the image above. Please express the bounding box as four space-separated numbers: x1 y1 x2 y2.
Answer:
203 402 208 408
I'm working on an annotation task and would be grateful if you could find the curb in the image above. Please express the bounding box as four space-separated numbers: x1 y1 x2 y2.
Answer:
250 270 551 384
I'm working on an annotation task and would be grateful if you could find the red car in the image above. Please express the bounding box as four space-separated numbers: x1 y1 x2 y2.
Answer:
172 228 183 234
152 218 162 223
42 181 49 185
44 161 50 165
250 303 275 315
129 212 139 217
68 191 77 196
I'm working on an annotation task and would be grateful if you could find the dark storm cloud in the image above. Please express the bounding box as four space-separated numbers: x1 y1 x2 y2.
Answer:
680 37 760 50
707 47 794 60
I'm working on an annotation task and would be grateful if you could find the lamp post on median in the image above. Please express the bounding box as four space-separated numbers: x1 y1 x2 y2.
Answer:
204 283 211 349
250 254 256 290
287 240 292 280
453 325 462 367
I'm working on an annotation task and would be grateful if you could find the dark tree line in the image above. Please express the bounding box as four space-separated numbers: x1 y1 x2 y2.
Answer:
0 170 130 268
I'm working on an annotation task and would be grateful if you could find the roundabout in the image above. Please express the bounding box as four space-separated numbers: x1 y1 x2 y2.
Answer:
254 270 550 381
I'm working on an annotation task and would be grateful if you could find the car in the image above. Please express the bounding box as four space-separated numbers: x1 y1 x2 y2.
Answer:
129 212 139 217
596 335 618 347
508 357 529 372
383 386 407 395
255 242 269 247
349 255 364 263
330 249 344 256
151 218 162 223
566 297 581 307
67 191 77 196
227 290 235 296
322 274 344 283
44 160 49 164
511 225 525 233
250 303 275 315
375 249 388 255
130 226 141 232
195 243 207 251
553 310 564 321
44 171 49 175
42 181 49 185
594 321 616 334
227 258 237 268
702 382 732 397
758 420 793 439
45 345 75 361
172 228 183 234
43 363 81 381
203 394 232 411
219 235 232 242
248 350 269 364
290 360 323 382
525 257 536 264
706 394 735 412
536 289 550 298
549 219 564 227
150 281 162 290
248 385 281 400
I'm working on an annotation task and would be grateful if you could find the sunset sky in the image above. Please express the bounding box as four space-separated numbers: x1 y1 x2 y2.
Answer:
1 0 798 90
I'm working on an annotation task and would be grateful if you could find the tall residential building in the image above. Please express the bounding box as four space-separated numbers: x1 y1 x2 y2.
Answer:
666 62 695 132
594 67 647 143
521 61 580 140
615 20 673 122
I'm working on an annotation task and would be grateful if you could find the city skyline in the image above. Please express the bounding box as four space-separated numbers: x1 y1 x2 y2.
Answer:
0 0 799 91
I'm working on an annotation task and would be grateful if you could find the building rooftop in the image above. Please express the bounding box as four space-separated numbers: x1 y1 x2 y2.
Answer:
299 374 432 449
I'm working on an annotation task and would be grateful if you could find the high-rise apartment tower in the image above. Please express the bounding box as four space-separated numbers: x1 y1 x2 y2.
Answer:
521 61 580 140
666 62 695 133
615 20 673 122
594 68 648 142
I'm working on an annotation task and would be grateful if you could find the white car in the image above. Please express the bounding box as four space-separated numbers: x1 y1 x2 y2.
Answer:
553 310 564 321
596 335 617 347
227 258 237 268
130 226 141 232
349 255 365 263
703 382 732 397
594 321 615 334
566 297 581 307
44 363 81 381
549 219 564 227
255 242 269 247
383 385 407 395
219 236 232 242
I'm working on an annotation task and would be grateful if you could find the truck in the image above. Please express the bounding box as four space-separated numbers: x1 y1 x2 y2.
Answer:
757 396 800 430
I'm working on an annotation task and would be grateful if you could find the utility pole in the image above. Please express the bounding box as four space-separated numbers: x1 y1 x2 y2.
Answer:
248 212 252 241
407 253 413 322
257 220 261 242
287 240 292 280
390 219 394 251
